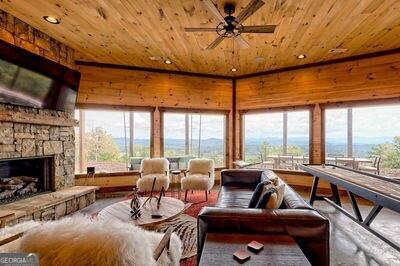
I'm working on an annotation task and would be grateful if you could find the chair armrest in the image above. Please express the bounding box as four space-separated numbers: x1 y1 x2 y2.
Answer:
220 169 263 188
197 207 329 266
139 172 143 178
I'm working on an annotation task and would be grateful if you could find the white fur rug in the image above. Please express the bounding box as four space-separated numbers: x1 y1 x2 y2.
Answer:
10 215 182 266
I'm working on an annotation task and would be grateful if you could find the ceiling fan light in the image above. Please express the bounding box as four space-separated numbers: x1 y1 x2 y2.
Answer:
43 16 60 24
164 59 172 64
297 54 306 59
231 68 237 72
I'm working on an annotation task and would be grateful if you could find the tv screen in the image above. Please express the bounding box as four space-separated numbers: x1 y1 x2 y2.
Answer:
0 40 80 113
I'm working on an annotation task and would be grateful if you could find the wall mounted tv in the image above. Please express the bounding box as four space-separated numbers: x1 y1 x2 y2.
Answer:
0 39 80 113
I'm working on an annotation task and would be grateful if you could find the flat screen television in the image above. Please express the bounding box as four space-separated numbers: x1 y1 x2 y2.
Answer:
0 40 80 113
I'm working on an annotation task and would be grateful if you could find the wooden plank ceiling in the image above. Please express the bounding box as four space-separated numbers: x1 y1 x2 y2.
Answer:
1 0 400 76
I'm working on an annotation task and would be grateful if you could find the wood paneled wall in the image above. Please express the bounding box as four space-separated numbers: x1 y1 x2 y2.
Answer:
77 65 234 165
236 53 400 109
77 66 232 109
235 52 400 161
0 10 75 68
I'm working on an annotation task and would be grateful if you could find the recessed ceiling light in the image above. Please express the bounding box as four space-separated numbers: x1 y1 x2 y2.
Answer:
43 16 60 24
164 59 172 64
231 68 237 72
297 54 306 59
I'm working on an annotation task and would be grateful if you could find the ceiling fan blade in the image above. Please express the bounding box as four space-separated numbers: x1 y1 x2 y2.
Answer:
236 0 265 24
206 35 225 50
201 0 226 24
242 25 276 33
184 27 216 32
235 35 250 49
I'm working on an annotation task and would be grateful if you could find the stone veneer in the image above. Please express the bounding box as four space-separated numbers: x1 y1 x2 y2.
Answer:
1 186 98 227
0 103 75 190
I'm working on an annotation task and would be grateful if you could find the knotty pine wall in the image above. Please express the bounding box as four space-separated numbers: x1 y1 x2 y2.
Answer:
235 52 400 187
77 65 234 167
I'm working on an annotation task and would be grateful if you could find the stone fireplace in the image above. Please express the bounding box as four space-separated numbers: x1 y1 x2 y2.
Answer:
0 104 75 191
0 156 54 204
0 104 98 225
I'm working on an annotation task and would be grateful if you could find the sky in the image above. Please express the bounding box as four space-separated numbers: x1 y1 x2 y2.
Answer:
75 104 400 143
326 105 400 143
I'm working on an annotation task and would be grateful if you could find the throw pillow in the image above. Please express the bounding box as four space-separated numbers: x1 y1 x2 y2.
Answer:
256 183 286 209
248 180 272 208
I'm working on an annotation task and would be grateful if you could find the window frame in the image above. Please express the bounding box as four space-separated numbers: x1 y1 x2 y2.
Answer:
322 99 400 164
240 106 313 168
159 107 229 168
74 104 155 174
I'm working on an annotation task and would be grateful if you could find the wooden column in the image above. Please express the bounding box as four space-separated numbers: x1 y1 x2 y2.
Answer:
79 110 86 173
310 104 324 164
347 108 353 157
152 108 162 157
283 112 288 155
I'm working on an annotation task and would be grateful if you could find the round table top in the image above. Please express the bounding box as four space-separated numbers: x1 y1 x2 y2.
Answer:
97 197 185 227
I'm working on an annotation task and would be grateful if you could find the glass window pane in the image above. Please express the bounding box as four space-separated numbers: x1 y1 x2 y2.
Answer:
163 113 225 168
244 111 310 170
325 109 348 158
244 112 284 163
287 111 309 156
353 105 400 177
75 110 151 173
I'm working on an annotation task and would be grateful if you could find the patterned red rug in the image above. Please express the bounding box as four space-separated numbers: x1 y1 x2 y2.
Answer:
179 190 218 266
125 190 218 266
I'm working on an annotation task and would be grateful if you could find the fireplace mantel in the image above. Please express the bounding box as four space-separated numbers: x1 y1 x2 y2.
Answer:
0 110 78 127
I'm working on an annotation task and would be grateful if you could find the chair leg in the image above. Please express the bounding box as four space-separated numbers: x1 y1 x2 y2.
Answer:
205 190 208 201
208 190 211 194
191 190 193 194
185 190 188 202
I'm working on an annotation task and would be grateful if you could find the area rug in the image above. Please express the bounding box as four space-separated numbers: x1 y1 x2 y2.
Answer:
147 214 197 260
123 190 218 266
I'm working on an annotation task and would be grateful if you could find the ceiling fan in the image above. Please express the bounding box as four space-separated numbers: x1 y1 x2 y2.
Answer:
184 0 276 50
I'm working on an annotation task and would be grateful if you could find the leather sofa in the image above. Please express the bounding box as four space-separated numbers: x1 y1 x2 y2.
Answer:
198 169 330 265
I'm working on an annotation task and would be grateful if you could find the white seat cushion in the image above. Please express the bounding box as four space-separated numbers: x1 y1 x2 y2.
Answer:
137 174 170 192
181 174 214 191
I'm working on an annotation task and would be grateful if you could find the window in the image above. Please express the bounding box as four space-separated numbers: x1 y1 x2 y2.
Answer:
75 110 151 173
163 112 226 168
325 105 400 177
243 110 310 170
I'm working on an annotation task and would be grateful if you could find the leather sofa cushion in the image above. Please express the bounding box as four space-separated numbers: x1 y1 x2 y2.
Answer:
216 186 254 208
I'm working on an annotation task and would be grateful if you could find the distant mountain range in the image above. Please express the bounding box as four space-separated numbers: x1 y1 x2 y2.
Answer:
112 136 393 158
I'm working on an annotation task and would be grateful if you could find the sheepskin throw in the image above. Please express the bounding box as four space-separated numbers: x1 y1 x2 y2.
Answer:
18 215 182 266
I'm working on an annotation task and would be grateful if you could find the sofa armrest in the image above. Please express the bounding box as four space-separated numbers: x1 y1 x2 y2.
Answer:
197 207 329 266
220 169 264 188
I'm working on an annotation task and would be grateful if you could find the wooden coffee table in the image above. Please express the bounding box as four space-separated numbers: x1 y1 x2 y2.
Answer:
199 234 310 266
97 197 185 227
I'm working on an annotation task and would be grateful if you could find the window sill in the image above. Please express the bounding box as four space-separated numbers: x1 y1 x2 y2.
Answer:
75 171 139 179
75 167 227 179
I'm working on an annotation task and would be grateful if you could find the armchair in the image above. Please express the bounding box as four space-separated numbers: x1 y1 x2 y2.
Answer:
181 158 215 201
137 158 170 193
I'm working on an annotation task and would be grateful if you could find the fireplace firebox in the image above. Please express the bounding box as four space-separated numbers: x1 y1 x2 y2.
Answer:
0 156 54 204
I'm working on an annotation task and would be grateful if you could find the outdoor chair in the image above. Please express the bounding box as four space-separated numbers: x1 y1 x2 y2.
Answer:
359 156 381 175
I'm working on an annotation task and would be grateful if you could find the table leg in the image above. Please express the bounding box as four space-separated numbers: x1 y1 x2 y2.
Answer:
309 176 319 205
330 184 342 207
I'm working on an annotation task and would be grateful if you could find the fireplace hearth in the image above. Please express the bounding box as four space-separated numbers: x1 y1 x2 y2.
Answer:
0 156 54 204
